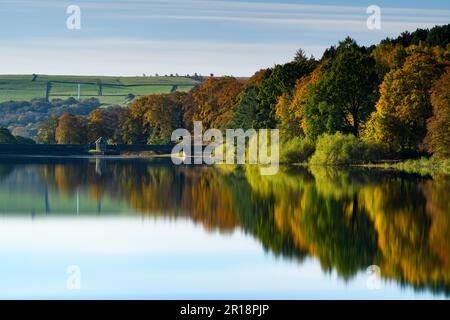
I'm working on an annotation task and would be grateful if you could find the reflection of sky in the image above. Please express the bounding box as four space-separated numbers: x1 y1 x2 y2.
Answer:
0 217 444 299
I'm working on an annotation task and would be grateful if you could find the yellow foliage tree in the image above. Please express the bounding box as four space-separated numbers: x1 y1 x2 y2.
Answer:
371 53 445 153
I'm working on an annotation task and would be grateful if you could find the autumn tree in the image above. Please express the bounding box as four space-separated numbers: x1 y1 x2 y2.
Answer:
425 68 450 159
55 112 88 144
36 115 59 144
120 92 185 144
254 54 317 129
276 67 321 140
191 77 244 129
107 107 130 144
180 89 197 132
371 42 405 77
371 53 444 153
121 98 151 144
143 92 184 144
87 107 128 143
87 109 114 143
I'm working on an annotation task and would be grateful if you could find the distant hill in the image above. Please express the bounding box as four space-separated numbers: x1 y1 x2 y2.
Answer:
0 74 200 105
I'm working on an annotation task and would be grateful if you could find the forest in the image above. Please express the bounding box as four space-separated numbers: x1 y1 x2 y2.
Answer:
2 24 449 165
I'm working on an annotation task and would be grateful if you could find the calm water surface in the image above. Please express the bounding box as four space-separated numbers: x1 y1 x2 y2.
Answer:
0 157 448 299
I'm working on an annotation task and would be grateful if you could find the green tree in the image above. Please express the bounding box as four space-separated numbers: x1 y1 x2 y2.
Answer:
381 24 450 47
276 67 321 140
254 53 317 129
303 38 379 139
299 186 378 279
230 69 268 130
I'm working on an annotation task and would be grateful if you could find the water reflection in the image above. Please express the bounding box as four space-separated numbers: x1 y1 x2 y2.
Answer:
0 157 449 297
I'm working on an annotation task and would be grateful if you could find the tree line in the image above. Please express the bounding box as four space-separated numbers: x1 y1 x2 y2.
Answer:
33 24 449 160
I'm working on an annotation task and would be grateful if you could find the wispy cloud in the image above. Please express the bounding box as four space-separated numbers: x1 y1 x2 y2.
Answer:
2 37 323 76
0 0 448 75
67 0 450 32
103 13 444 32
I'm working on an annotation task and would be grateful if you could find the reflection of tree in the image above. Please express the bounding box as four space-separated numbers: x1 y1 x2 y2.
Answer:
226 167 309 261
181 168 239 231
0 164 14 181
244 166 378 279
29 158 450 295
425 177 450 269
243 166 450 294
299 186 378 279
360 175 450 294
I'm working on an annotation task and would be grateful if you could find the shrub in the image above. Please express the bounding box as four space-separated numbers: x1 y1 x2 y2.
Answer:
280 137 315 164
310 132 380 165
0 128 35 144
14 135 36 144
0 128 17 144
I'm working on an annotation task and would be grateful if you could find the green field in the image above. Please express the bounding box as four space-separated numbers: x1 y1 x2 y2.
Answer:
0 74 199 105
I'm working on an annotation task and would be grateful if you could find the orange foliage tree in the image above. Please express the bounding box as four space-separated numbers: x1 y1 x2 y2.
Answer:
425 67 450 159
55 112 88 144
191 77 244 129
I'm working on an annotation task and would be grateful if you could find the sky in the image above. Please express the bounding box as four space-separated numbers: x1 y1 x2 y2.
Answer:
0 0 449 76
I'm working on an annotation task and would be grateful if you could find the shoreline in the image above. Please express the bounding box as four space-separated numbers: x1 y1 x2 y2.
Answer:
0 152 448 176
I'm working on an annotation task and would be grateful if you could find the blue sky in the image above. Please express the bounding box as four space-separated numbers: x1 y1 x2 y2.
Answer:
0 0 449 76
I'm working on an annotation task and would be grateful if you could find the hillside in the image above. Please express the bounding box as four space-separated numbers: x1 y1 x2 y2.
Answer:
0 74 200 105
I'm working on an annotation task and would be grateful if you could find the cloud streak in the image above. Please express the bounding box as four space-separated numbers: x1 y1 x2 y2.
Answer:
2 37 323 76
0 0 448 75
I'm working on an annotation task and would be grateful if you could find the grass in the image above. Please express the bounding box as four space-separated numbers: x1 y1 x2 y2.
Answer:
376 157 450 176
0 74 199 105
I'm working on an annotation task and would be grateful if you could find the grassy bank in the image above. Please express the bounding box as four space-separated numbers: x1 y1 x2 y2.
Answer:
374 157 450 176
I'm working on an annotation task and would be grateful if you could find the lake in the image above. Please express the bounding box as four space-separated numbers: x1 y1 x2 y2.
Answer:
0 156 448 299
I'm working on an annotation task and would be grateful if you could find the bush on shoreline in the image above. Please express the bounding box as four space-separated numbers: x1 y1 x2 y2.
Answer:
309 132 381 165
280 137 315 164
0 128 35 144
